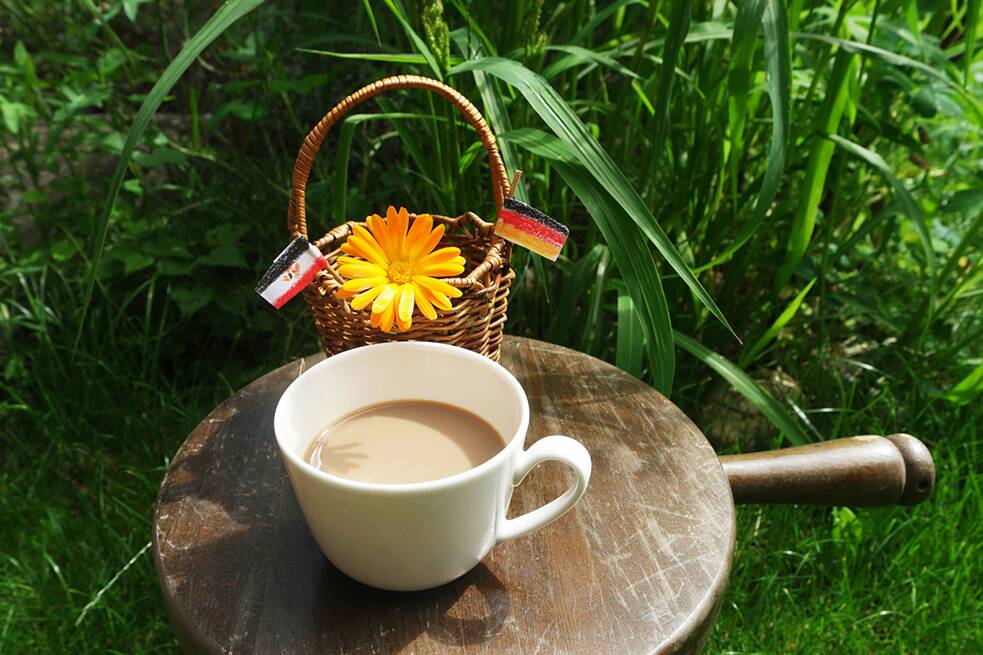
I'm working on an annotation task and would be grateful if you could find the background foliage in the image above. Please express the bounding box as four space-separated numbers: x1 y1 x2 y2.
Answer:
1 0 981 651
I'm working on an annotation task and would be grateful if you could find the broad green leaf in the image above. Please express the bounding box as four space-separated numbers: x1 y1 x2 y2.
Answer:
506 126 674 390
945 362 983 405
557 162 675 393
450 57 735 338
739 279 816 367
80 0 266 352
674 331 809 445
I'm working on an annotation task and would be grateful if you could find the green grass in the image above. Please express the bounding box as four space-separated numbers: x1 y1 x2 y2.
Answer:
2 0 981 651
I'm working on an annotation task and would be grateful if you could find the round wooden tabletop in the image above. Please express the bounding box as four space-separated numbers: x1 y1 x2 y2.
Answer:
153 336 735 655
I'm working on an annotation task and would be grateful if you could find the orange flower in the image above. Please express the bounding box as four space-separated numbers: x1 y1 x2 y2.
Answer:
336 206 466 332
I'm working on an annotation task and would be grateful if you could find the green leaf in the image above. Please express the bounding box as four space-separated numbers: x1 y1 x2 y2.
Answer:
450 57 735 338
79 0 265 352
169 284 215 317
967 0 980 87
557 162 675 393
542 45 640 80
674 331 809 445
794 32 983 121
739 279 816 367
727 0 767 169
616 291 645 378
775 49 857 290
827 134 938 283
204 245 248 269
704 0 790 268
362 0 382 45
506 127 674 390
945 362 983 405
297 49 436 64
648 0 692 173
381 0 443 79
119 251 155 275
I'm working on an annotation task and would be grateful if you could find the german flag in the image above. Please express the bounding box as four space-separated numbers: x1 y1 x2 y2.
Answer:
493 198 569 261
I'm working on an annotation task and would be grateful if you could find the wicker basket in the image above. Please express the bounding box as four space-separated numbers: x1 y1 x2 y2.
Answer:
286 75 515 360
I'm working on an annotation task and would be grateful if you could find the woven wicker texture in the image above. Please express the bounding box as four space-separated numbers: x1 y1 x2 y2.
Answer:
287 76 514 360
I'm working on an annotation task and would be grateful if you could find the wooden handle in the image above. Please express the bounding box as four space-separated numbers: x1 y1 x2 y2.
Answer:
287 75 511 239
720 434 935 506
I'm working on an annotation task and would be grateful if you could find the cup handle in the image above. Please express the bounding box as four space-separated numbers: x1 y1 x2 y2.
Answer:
496 435 592 542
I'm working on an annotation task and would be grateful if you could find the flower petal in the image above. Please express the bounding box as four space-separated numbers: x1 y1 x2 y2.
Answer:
379 299 396 332
350 283 386 310
413 275 464 299
341 276 387 293
366 214 396 261
371 284 398 315
404 214 433 254
344 229 389 267
407 224 446 260
397 284 415 323
411 281 438 319
416 260 466 277
338 261 387 279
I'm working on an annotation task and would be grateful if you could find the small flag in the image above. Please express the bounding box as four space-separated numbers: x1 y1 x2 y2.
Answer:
255 236 327 309
493 198 569 261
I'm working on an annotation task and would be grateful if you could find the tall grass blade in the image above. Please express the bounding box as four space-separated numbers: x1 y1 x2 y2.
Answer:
547 245 605 344
616 291 645 378
381 0 443 79
727 0 767 169
450 57 736 338
362 0 382 45
571 0 646 45
827 134 938 282
705 0 790 267
505 126 674 390
674 331 809 445
775 50 857 290
543 45 641 80
966 0 980 87
557 161 675 393
794 32 983 120
648 0 692 174
297 49 435 64
739 279 816 368
78 0 265 353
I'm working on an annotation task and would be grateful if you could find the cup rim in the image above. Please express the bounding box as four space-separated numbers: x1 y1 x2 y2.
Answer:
274 341 529 494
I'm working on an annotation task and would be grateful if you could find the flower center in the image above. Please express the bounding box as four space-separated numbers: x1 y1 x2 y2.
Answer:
388 260 414 284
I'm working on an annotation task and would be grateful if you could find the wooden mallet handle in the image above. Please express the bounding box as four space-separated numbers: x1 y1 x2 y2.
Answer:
719 434 935 506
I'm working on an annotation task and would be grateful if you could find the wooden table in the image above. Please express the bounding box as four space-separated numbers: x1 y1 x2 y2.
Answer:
152 337 735 653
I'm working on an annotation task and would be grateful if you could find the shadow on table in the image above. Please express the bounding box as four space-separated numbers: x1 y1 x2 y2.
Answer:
154 364 512 652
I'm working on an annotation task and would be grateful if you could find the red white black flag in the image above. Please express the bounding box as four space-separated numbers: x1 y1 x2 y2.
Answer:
255 236 327 309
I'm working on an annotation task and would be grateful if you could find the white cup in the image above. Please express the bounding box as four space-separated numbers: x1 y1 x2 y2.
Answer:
274 341 592 591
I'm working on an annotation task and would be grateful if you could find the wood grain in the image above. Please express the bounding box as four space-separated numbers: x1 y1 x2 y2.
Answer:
720 434 936 506
153 337 735 655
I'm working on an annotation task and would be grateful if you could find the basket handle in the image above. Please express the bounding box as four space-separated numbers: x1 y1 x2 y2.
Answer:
287 75 512 239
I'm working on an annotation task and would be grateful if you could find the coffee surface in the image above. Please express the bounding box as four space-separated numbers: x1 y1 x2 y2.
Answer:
304 400 506 484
